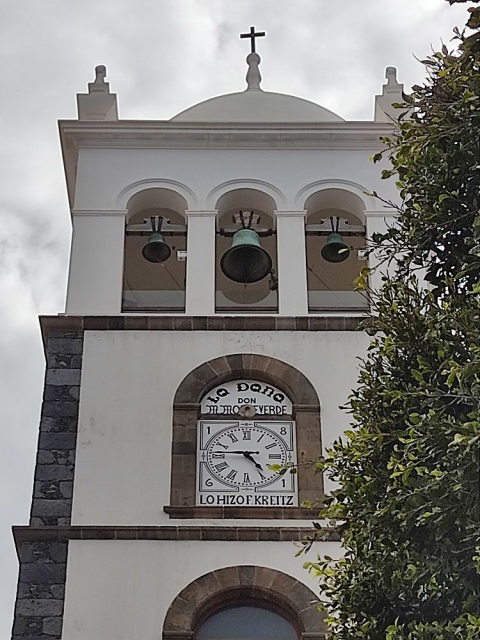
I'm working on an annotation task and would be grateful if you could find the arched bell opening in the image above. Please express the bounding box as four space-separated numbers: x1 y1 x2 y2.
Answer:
123 188 188 312
304 189 368 313
215 189 278 313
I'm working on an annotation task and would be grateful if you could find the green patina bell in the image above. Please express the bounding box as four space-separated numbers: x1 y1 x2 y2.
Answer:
142 232 172 263
221 228 272 283
321 232 350 263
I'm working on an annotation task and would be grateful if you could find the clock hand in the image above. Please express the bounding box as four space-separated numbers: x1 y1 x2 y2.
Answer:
243 452 263 471
211 450 264 470
212 450 260 455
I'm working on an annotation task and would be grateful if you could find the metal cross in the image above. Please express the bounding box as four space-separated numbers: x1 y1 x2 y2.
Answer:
240 26 266 54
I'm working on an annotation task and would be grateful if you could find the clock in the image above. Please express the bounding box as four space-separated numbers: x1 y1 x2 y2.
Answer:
206 425 288 487
196 421 298 507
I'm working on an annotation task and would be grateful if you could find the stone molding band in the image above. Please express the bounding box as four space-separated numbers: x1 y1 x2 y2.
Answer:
40 314 365 347
13 525 340 556
163 506 321 520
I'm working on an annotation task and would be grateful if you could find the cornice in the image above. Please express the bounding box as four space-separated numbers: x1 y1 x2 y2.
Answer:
13 525 340 557
59 119 391 150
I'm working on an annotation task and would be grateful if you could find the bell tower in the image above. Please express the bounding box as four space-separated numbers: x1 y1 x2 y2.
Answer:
11 33 402 640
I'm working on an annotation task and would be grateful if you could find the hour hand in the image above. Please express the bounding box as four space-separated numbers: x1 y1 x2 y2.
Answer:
243 452 263 471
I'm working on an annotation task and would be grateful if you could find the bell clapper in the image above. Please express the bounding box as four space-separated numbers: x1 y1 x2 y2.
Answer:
268 268 278 291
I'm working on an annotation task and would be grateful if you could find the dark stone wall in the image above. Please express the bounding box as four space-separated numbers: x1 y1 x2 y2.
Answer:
12 330 84 640
11 542 68 640
30 332 83 527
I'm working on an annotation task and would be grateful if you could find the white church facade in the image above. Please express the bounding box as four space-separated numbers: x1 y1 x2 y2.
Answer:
11 31 402 640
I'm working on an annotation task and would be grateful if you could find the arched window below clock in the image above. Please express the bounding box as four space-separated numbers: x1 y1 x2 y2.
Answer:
163 566 326 640
195 604 298 640
165 353 323 519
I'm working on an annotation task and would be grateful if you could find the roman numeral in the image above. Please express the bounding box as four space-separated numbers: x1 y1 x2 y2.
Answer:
215 462 228 472
265 443 277 449
228 433 238 443
216 442 228 450
226 470 237 481
257 433 265 442
212 453 225 459
269 454 282 459
243 473 250 483
242 430 251 440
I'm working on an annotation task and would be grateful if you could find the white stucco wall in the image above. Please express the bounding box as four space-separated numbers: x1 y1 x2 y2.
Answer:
62 539 341 640
71 329 369 526
73 147 397 212
66 213 126 314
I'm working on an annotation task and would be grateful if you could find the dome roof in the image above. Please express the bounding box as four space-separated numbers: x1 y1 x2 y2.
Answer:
171 89 344 123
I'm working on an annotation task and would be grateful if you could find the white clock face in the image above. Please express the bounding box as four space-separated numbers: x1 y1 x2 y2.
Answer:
206 425 288 488
196 420 297 507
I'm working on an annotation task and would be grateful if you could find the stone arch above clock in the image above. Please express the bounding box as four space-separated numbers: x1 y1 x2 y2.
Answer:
165 353 323 519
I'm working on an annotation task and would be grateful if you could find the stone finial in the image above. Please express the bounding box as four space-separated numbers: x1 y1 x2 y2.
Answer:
374 66 406 122
90 65 108 90
246 53 262 91
77 65 119 121
385 66 398 85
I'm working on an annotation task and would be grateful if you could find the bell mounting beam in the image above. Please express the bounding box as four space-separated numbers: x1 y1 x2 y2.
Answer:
126 216 186 236
306 217 365 237
221 210 273 237
127 215 364 237
219 227 273 238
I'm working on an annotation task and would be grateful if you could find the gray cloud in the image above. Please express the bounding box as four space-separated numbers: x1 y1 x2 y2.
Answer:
0 0 471 635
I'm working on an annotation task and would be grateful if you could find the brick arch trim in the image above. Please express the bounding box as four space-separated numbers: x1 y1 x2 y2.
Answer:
168 354 323 516
173 353 319 408
163 565 326 639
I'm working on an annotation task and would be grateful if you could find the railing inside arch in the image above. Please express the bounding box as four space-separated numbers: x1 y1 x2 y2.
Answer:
308 290 369 313
122 290 185 312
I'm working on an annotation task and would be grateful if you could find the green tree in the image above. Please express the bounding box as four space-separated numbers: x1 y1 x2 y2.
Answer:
303 4 480 638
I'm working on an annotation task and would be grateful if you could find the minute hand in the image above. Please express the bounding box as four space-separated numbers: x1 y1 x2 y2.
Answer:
213 450 260 455
243 452 263 471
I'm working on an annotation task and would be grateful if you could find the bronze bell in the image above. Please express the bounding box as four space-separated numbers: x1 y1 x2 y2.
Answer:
321 232 350 263
321 217 350 263
142 216 172 263
142 232 172 263
220 228 272 283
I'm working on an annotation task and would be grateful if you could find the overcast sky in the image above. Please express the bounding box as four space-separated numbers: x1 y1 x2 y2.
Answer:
0 0 472 635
